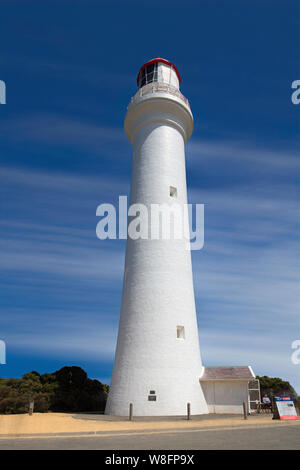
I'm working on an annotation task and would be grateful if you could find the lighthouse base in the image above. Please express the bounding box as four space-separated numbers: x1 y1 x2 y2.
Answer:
105 373 209 417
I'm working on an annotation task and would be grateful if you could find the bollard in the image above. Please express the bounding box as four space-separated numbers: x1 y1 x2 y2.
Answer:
187 402 191 420
243 401 247 420
129 403 133 421
256 401 261 414
29 400 34 416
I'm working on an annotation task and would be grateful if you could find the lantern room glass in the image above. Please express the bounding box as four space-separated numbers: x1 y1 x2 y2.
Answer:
138 63 158 88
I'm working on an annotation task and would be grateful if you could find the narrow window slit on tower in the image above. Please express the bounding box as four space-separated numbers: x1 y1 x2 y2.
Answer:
170 186 177 197
177 326 185 339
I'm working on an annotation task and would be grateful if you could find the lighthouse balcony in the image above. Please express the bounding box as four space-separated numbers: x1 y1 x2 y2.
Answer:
129 82 191 110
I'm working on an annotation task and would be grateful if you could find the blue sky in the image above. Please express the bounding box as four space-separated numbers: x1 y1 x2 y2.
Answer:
1 0 300 393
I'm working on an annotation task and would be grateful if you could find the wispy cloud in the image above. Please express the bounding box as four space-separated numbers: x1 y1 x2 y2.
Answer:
3 308 118 362
185 139 300 391
199 329 299 390
1 114 125 152
5 54 135 89
0 164 127 194
0 137 299 392
188 138 300 172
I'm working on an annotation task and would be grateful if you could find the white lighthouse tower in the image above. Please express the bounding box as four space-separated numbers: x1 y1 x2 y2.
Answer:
105 58 208 416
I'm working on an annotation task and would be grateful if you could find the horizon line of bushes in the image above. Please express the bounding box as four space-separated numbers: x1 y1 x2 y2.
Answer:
0 368 298 414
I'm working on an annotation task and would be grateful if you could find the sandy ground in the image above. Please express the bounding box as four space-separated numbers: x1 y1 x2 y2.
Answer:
0 412 299 436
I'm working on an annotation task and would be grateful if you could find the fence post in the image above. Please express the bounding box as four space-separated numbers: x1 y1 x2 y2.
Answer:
187 402 191 420
257 401 261 414
129 403 133 421
243 401 247 420
29 400 34 416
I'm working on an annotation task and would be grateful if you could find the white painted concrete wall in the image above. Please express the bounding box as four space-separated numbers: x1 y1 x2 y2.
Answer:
105 70 208 416
157 62 179 89
201 381 249 414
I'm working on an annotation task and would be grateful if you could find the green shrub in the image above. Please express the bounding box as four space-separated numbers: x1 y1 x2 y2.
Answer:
0 367 109 414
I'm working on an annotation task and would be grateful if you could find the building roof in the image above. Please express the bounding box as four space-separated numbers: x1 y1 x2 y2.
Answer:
137 58 181 86
200 366 255 381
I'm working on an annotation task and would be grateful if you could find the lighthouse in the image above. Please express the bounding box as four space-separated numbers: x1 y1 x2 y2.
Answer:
105 58 209 416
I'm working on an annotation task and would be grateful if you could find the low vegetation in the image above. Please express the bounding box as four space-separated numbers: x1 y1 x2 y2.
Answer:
0 366 109 414
0 369 298 414
257 375 299 406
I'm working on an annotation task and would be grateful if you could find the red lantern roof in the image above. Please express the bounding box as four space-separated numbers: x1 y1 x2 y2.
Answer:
137 58 181 86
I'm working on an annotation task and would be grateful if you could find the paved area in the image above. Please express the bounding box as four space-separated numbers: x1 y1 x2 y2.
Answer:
0 424 299 449
0 412 299 449
0 411 280 436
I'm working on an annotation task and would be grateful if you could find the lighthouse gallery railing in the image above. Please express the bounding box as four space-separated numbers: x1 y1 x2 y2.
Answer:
129 83 191 109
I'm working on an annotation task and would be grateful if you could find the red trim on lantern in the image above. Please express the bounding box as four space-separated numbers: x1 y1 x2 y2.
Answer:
137 58 181 86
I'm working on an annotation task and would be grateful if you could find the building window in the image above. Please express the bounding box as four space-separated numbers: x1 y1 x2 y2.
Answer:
177 325 185 339
149 390 155 395
170 186 177 198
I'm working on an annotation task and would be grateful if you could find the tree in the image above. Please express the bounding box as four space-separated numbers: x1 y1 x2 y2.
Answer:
50 366 107 412
257 375 299 405
0 367 109 414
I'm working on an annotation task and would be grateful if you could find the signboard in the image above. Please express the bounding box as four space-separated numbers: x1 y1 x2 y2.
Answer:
274 396 298 421
148 395 156 401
